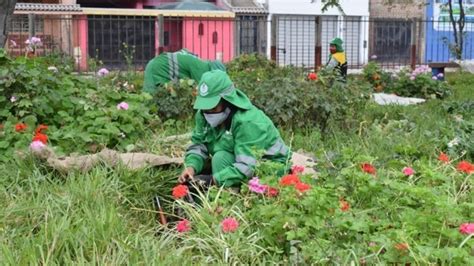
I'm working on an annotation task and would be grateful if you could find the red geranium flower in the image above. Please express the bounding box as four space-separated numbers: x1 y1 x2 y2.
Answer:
176 219 191 233
35 124 48 134
295 182 311 193
221 217 239 233
15 123 27 132
266 187 279 197
456 161 474 174
438 152 449 163
291 165 305 174
172 184 188 199
361 163 376 175
32 132 48 144
308 72 318 80
279 174 301 186
339 198 350 212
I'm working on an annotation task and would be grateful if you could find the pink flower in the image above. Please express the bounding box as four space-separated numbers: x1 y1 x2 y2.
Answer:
116 102 129 110
410 76 416 81
459 223 474 235
402 167 415 176
30 140 46 152
221 217 239 233
291 165 305 174
176 219 191 233
97 68 109 76
248 177 267 194
432 76 438 80
437 73 444 78
25 36 42 46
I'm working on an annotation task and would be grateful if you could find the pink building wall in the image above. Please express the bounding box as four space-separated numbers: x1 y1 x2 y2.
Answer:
182 18 234 62
138 0 219 9
77 15 88 71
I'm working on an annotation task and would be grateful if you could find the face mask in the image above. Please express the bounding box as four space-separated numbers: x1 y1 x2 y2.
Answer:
203 107 231 128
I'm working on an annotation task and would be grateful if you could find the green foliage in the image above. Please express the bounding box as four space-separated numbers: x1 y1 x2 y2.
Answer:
362 61 394 92
154 79 197 120
362 62 452 99
169 153 473 264
390 67 451 99
0 49 159 161
1 49 474 264
228 54 370 130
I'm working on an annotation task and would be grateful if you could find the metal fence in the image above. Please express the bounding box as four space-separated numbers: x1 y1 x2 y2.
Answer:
6 13 474 71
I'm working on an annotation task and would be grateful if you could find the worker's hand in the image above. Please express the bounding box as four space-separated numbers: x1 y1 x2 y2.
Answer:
179 167 195 183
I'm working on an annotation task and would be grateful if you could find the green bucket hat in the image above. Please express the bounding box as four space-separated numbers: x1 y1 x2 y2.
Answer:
330 37 344 52
194 70 252 110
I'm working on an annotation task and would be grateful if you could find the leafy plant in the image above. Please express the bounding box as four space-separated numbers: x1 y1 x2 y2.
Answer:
0 49 159 160
362 61 394 92
387 65 451 99
154 79 197 120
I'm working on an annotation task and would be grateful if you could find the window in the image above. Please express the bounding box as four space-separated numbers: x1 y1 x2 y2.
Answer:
164 31 169 46
198 22 204 36
10 15 44 32
212 31 218 44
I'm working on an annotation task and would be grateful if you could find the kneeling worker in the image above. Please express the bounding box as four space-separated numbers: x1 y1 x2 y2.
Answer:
179 70 291 188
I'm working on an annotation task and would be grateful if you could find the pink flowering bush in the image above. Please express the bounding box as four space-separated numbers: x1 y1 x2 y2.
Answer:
390 66 451 99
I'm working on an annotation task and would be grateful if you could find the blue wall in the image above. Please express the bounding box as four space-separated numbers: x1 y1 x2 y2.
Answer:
425 0 474 62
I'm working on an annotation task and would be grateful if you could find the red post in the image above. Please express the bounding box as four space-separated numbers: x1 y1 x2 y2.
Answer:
410 44 417 70
315 46 322 69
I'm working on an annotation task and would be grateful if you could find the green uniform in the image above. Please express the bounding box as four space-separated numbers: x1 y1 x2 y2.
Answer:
326 37 348 82
143 49 226 94
184 70 291 187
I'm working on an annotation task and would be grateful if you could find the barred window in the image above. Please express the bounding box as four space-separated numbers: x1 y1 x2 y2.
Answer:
10 15 45 32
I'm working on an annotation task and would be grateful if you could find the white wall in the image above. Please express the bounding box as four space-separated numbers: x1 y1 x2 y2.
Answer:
267 0 369 16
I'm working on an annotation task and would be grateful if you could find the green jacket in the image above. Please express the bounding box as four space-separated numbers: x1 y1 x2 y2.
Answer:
184 106 291 187
143 50 225 94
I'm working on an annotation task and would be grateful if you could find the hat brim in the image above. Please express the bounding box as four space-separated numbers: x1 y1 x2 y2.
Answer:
193 95 221 110
222 89 253 110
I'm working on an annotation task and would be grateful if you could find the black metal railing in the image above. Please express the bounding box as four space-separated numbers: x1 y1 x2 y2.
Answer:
6 14 474 71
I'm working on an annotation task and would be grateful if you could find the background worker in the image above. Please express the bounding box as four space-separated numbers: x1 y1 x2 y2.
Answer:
326 37 348 82
143 49 226 94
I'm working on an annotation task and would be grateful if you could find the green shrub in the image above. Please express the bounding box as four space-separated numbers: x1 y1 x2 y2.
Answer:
228 54 370 130
389 66 451 99
154 79 197 120
0 49 159 160
362 61 394 92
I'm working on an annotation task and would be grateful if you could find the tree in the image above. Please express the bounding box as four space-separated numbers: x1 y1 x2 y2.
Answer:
0 0 17 48
311 0 344 14
447 0 465 60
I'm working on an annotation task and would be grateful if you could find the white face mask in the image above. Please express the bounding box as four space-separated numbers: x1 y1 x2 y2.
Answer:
203 107 231 127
